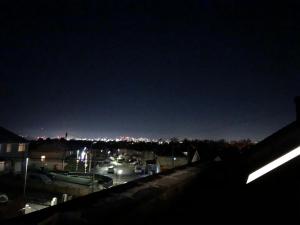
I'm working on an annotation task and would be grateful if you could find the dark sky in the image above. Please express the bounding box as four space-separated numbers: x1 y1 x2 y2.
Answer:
0 0 300 141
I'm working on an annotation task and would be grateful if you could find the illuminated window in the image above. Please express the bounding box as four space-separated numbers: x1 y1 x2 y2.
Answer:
41 155 46 162
247 146 300 184
6 144 12 153
18 143 26 152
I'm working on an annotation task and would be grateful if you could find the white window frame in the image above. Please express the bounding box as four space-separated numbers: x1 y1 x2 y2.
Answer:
18 143 26 152
247 146 300 184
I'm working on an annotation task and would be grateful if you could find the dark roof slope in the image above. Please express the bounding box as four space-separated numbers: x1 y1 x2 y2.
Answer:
29 142 68 152
244 121 300 174
0 127 28 143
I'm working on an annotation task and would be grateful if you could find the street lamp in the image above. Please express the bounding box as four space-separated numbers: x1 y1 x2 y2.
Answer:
76 150 80 172
23 157 29 198
89 142 97 173
84 151 88 174
89 142 97 192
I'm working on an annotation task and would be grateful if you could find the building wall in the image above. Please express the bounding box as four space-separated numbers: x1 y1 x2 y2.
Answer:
29 159 67 171
0 142 28 174
29 143 67 161
30 151 65 160
29 144 68 171
157 156 188 171
143 151 156 161
0 143 28 158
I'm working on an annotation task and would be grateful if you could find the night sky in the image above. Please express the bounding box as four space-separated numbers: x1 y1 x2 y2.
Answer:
1 0 300 141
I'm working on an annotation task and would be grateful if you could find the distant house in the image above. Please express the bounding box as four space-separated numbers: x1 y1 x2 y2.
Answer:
29 141 69 171
244 97 300 185
191 150 200 163
0 127 29 174
184 149 201 164
181 149 202 165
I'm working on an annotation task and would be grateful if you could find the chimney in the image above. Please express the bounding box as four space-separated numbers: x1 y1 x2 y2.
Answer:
295 96 300 122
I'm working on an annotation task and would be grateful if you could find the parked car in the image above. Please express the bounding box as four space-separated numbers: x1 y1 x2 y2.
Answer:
107 166 114 174
134 165 143 174
0 193 8 204
27 173 53 185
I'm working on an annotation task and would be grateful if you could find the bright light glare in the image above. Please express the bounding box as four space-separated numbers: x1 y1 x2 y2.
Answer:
247 146 300 184
117 169 123 175
41 155 46 162
80 151 86 161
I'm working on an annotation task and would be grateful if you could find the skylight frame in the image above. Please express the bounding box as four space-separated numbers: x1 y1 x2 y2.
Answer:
247 146 300 184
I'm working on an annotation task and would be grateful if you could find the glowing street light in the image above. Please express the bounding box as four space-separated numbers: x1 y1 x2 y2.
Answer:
76 150 80 171
81 148 87 162
84 154 88 174
117 169 123 175
23 157 29 198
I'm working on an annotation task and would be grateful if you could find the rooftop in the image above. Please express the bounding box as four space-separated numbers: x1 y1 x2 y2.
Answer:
0 127 28 144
